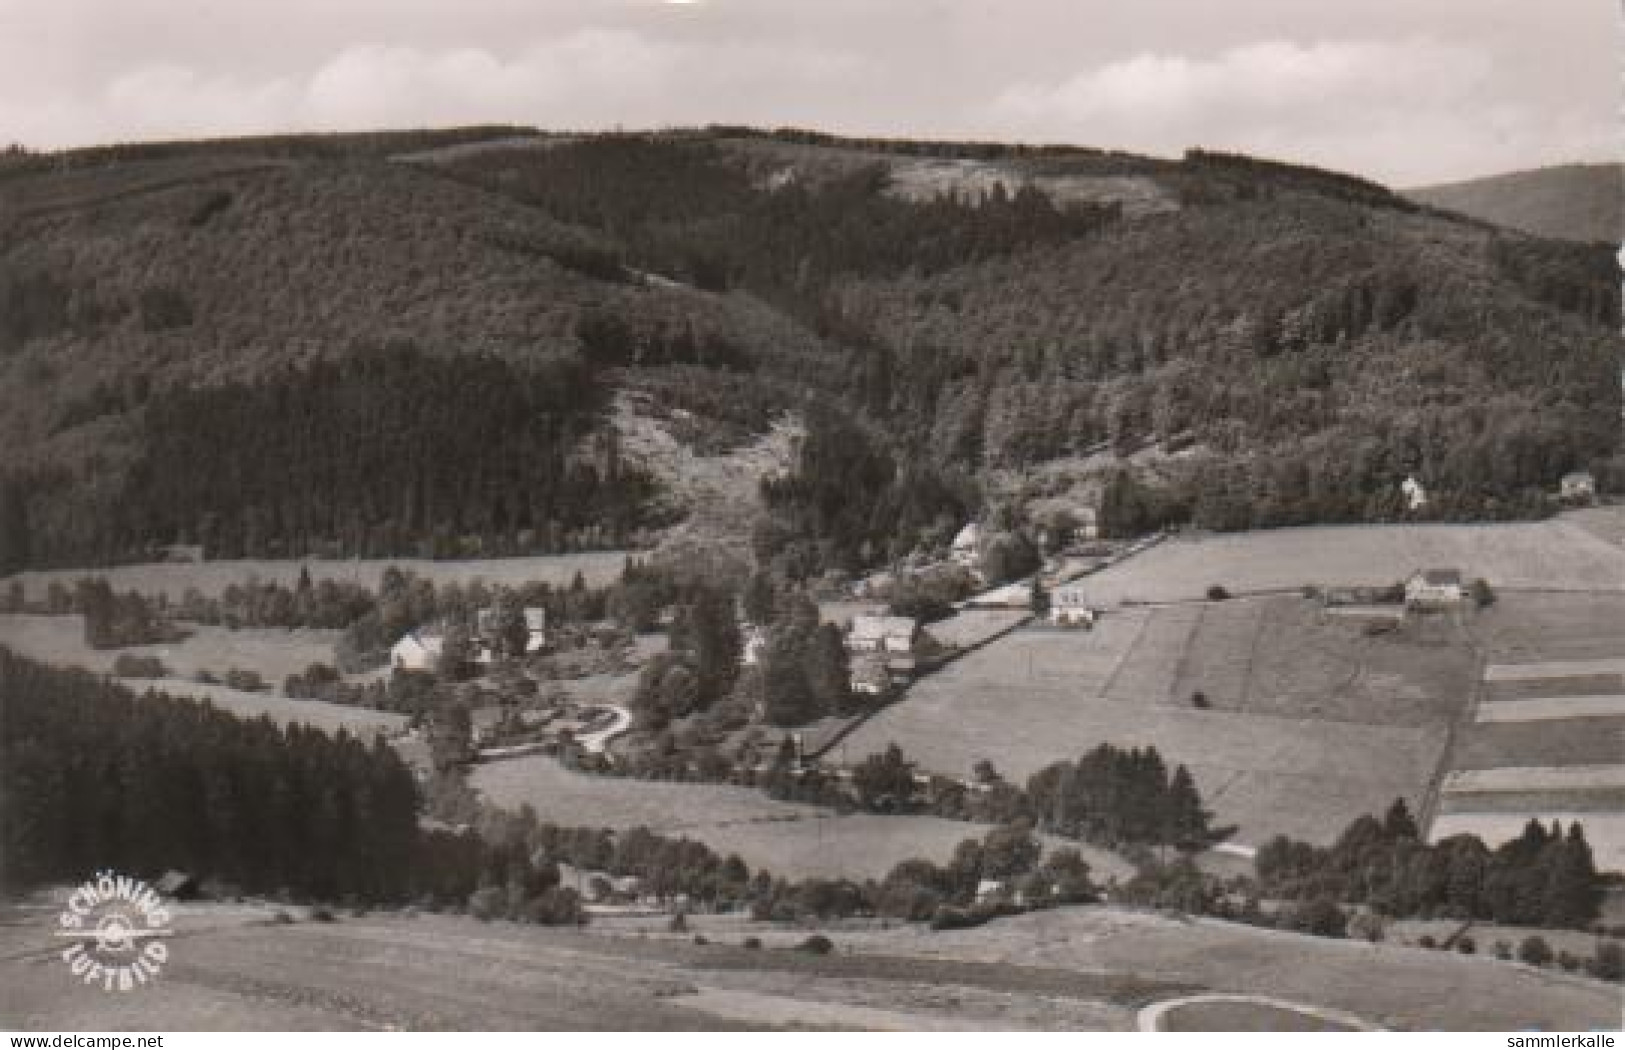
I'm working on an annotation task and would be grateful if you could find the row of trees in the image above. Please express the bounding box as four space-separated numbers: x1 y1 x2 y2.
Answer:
1026 745 1214 850
1255 801 1604 928
73 578 183 649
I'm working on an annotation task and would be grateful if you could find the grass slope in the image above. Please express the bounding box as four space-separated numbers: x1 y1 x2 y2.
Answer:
2 902 1614 1031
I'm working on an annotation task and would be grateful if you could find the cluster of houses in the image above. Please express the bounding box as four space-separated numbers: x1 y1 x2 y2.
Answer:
390 607 549 671
846 614 921 695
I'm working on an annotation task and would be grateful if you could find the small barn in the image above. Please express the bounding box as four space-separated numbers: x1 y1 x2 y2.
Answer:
740 624 769 666
1405 568 1464 608
1560 471 1597 503
1401 476 1428 512
950 522 982 566
391 629 444 671
524 607 549 653
1050 585 1097 627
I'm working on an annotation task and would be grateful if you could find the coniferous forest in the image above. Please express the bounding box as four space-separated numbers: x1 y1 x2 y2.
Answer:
0 649 429 900
0 127 1619 576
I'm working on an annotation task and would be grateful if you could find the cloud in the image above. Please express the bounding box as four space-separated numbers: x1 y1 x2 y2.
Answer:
983 38 1606 184
0 6 1613 185
1 28 866 147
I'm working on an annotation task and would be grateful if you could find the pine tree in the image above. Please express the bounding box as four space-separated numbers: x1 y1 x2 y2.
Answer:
1166 765 1209 848
1383 797 1420 840
1541 822 1602 928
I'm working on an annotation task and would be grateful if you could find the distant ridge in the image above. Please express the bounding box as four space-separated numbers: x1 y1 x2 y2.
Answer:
1407 162 1622 244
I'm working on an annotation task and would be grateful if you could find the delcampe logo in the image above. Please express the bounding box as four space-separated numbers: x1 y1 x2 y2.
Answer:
56 871 173 992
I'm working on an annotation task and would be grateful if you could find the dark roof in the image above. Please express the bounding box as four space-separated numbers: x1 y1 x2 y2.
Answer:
1419 569 1462 586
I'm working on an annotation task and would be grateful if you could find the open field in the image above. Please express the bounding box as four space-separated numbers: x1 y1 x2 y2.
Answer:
133 681 407 738
0 614 406 737
467 755 1129 881
1099 604 1199 703
472 755 829 829
2 900 1616 1031
1476 697 1625 722
1443 766 1625 794
1431 813 1625 872
845 595 1475 846
1562 505 1625 550
5 551 636 603
845 663 1444 847
834 907 1621 1031
1475 593 1625 663
1438 790 1625 815
925 609 1030 650
1485 658 1625 682
0 613 340 685
1186 599 1474 726
1070 520 1624 606
1452 718 1625 767
991 611 1148 693
954 598 1474 725
1486 675 1625 701
680 813 1132 884
1427 590 1625 872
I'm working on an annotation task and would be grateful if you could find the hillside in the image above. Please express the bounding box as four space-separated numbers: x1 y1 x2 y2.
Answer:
1408 163 1622 244
0 128 1619 574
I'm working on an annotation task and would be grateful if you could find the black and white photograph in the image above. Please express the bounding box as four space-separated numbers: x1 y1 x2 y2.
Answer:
0 0 1621 1037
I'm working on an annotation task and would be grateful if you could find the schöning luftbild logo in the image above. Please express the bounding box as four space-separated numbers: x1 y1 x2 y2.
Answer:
56 871 173 992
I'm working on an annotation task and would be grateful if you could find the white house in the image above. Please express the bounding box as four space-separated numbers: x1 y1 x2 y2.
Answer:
1560 471 1597 503
391 629 444 671
1050 585 1097 627
951 522 982 567
847 615 919 654
523 608 548 653
740 624 769 666
1075 507 1101 543
1401 476 1427 512
1405 568 1464 608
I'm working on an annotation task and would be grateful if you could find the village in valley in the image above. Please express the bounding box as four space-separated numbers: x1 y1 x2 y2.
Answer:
5 464 1620 888
1 106 1622 1030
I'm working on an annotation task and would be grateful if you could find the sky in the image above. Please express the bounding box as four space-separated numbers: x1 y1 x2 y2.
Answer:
1 0 1617 186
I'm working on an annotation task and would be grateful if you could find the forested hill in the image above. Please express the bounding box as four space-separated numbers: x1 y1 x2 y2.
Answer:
0 128 1619 574
1407 163 1623 245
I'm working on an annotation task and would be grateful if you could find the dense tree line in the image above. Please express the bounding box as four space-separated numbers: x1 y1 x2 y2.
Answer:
1025 745 1214 850
72 578 183 649
0 649 423 900
1255 801 1604 928
13 345 660 567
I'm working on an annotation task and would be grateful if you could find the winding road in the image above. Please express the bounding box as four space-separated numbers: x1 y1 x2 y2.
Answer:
577 704 632 754
1137 993 1380 1032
